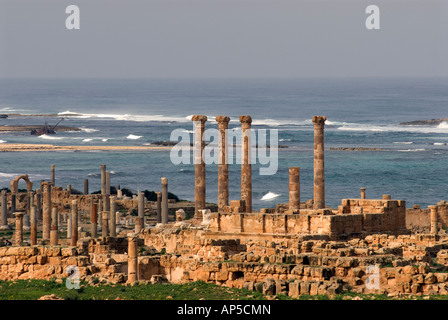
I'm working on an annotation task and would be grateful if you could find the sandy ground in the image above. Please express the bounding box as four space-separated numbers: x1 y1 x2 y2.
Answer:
0 143 171 152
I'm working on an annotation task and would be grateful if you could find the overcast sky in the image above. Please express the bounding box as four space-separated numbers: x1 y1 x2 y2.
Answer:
0 0 446 78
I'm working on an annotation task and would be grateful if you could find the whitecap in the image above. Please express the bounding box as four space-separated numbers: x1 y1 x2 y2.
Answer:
398 149 426 152
434 143 446 146
260 191 280 201
101 138 108 142
38 134 63 140
0 140 6 143
82 138 93 142
80 128 99 133
393 142 413 145
126 134 142 140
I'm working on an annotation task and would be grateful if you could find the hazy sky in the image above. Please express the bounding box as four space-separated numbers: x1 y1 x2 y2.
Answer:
0 0 446 78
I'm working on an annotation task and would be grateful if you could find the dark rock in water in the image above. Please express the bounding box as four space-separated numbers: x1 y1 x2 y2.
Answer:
400 118 448 126
330 147 385 151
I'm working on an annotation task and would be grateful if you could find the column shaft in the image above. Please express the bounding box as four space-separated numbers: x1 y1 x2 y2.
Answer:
161 178 169 224
216 116 230 211
289 167 300 213
192 115 207 218
240 115 252 213
312 116 326 209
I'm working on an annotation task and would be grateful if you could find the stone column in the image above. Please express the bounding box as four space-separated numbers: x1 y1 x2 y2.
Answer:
50 207 59 246
192 115 207 219
430 205 438 235
289 167 300 213
71 200 78 246
91 202 98 238
137 191 144 220
240 115 252 213
103 194 110 213
100 164 107 195
161 177 169 224
110 196 117 237
216 115 230 212
51 164 55 186
67 218 72 240
42 182 52 240
312 116 326 209
35 189 42 221
30 206 37 245
67 184 71 196
10 193 16 216
156 192 162 224
84 179 89 195
106 171 111 195
102 211 109 238
1 190 8 229
134 216 143 234
127 233 138 284
360 188 366 199
14 212 24 246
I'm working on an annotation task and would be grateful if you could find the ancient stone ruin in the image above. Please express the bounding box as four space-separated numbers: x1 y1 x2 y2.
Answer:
1 115 448 298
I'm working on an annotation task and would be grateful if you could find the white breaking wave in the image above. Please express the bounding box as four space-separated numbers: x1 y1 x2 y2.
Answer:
398 149 426 152
339 122 448 134
279 138 291 142
260 191 280 201
80 128 99 133
82 138 93 142
126 134 142 140
434 143 446 146
101 138 108 142
0 140 6 143
38 134 63 140
393 142 413 145
437 121 448 129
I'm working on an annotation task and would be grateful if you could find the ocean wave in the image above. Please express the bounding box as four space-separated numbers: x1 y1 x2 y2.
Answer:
82 138 93 142
339 123 448 134
80 128 99 133
398 149 426 152
126 134 142 140
438 121 448 129
434 143 446 146
260 191 280 201
279 138 291 142
0 140 6 143
393 142 413 145
38 134 63 140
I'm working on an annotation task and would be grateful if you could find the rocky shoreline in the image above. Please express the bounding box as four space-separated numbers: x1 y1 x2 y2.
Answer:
400 118 448 126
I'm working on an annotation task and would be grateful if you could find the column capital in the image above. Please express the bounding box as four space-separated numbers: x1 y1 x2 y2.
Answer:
239 115 252 125
216 115 230 126
13 212 25 218
312 116 326 125
429 205 438 210
161 177 168 185
191 115 207 123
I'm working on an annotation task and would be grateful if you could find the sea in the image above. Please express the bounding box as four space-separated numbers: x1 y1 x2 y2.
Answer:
0 77 447 210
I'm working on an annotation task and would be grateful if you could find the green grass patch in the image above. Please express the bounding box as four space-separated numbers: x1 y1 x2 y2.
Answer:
0 279 267 300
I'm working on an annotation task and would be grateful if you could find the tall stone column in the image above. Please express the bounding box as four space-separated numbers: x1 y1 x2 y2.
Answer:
50 207 59 246
10 193 16 216
67 218 72 240
312 116 326 209
216 115 230 212
1 190 8 229
161 177 169 224
192 115 207 219
35 189 42 221
289 167 300 213
106 171 111 195
42 182 52 241
91 202 98 238
67 185 71 196
71 200 78 246
156 192 162 224
102 211 109 238
14 212 24 246
30 206 37 245
137 191 144 220
360 188 366 199
51 165 55 186
430 205 438 235
127 233 138 284
98 164 107 211
240 115 252 213
84 179 89 195
110 196 117 237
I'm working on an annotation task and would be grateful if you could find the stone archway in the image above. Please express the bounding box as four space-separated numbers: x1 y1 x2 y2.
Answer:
10 175 33 194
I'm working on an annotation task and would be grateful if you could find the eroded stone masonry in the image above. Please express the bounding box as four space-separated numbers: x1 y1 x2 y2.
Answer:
1 115 448 298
